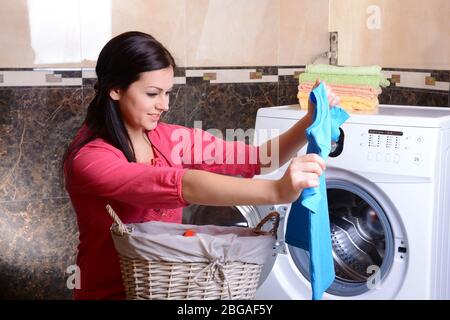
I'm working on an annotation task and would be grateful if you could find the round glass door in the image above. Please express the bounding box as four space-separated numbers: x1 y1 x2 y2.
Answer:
289 179 395 296
183 204 263 228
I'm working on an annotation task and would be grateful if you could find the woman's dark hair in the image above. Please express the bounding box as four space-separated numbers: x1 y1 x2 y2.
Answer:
63 31 176 177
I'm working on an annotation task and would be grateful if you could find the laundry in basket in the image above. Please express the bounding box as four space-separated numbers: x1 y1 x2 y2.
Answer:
106 205 279 300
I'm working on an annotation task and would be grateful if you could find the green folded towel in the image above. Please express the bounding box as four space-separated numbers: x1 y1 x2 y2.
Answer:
299 72 390 88
305 64 382 76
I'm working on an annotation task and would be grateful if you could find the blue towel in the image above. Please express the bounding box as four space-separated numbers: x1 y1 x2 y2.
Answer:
285 82 349 300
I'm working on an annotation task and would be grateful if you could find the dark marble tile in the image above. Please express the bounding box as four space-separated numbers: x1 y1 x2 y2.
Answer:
0 87 84 201
82 78 97 87
0 197 78 299
174 67 185 77
278 83 300 106
82 85 95 110
185 82 277 140
232 83 278 132
278 75 301 85
379 87 449 107
161 84 186 126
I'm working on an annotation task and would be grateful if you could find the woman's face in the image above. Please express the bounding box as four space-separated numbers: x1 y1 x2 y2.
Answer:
110 66 174 132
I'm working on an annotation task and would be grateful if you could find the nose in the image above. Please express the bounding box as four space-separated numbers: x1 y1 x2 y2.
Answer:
155 93 170 112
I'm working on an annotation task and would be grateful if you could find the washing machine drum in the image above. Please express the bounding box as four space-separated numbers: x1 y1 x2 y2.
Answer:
289 179 396 297
329 188 385 282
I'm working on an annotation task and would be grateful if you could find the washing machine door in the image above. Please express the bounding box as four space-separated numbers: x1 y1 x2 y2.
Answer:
183 204 261 228
288 167 398 297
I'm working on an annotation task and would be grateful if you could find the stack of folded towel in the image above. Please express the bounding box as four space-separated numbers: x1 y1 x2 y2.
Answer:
297 64 390 113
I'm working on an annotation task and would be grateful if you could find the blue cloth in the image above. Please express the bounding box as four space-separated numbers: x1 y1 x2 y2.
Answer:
285 82 349 300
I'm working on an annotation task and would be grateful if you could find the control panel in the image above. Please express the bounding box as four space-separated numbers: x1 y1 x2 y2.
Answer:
254 116 440 179
332 123 439 178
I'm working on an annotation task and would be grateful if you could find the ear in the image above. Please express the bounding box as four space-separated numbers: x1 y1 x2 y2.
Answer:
109 88 122 101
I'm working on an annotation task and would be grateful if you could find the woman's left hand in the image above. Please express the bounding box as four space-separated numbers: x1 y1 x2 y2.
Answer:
307 79 340 117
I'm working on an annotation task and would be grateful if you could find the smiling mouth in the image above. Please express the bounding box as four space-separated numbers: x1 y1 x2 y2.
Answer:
148 113 161 120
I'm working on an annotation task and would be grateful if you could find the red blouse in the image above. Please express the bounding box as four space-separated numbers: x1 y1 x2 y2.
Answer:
64 122 261 299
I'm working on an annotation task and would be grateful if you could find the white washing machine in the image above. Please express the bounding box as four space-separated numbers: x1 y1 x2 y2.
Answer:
251 104 450 300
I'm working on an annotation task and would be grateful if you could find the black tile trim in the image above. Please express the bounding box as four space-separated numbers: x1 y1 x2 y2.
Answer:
185 66 262 70
0 68 34 71
0 85 83 89
382 86 449 94
185 65 303 71
382 67 450 73
54 70 82 78
383 68 450 81
0 67 448 92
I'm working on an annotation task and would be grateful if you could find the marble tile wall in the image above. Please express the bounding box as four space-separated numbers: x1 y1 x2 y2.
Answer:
0 85 84 299
0 66 449 299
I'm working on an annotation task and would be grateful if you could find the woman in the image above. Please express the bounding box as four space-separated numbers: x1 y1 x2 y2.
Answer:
63 31 339 299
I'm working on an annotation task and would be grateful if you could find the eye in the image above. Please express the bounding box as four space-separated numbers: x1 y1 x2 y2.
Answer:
146 93 158 97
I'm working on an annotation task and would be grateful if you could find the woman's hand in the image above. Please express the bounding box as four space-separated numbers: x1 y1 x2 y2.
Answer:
275 153 326 203
307 79 340 119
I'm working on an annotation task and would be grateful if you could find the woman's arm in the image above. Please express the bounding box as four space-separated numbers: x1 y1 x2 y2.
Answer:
68 140 324 209
182 153 325 206
258 113 312 173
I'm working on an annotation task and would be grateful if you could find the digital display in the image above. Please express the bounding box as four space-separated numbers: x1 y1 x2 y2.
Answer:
368 129 403 136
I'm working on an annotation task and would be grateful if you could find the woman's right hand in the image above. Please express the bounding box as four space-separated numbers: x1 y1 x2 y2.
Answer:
275 153 325 203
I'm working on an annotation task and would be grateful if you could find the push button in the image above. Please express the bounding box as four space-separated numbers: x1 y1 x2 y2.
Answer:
393 154 400 163
376 153 382 162
413 154 422 165
385 153 391 162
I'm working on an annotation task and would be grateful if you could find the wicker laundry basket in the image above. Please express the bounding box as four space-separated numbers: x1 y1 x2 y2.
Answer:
106 205 279 300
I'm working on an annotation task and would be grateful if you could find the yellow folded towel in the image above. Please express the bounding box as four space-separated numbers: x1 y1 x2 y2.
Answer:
298 92 379 113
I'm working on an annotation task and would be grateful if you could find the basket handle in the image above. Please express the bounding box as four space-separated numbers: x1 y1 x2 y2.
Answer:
106 204 130 236
253 211 280 237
